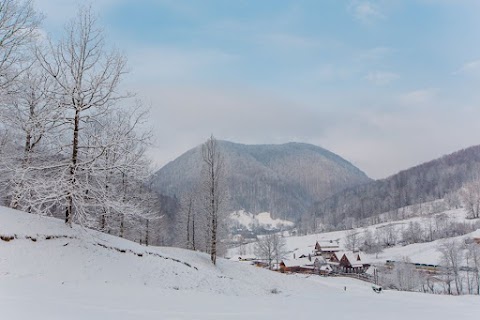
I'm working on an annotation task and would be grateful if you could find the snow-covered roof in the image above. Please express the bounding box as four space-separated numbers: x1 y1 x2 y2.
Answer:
293 249 314 258
341 252 364 267
471 229 480 238
316 240 340 251
281 257 315 268
333 251 347 260
320 265 332 271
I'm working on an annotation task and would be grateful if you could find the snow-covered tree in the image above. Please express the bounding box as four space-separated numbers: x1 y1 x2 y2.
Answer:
438 240 464 295
200 135 226 264
35 6 136 226
460 179 480 219
254 233 287 270
344 229 359 252
175 191 202 250
466 243 480 295
0 0 42 92
0 65 60 212
402 221 424 245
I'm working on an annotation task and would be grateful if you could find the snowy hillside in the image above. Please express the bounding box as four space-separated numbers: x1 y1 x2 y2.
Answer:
1 207 479 319
230 210 294 232
229 208 480 266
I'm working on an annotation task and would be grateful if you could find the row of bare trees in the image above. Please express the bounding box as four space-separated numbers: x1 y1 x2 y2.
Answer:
174 135 227 264
0 2 158 240
374 239 480 295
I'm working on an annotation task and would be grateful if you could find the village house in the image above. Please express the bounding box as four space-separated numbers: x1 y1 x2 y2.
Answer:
268 241 368 275
313 256 332 275
280 256 333 275
279 257 314 273
329 251 367 273
314 240 340 259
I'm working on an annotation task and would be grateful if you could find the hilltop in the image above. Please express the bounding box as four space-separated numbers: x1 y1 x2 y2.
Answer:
152 141 370 221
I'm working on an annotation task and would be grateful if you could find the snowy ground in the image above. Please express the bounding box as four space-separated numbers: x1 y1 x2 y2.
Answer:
1 207 479 319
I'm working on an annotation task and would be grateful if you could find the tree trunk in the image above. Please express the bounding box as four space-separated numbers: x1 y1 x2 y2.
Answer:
66 108 80 226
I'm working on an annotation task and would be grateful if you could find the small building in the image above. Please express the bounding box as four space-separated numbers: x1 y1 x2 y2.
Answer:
319 264 333 275
470 229 480 244
279 257 315 273
313 256 332 275
314 240 340 258
338 252 365 273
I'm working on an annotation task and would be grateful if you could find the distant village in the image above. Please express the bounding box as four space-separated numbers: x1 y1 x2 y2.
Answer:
238 240 370 277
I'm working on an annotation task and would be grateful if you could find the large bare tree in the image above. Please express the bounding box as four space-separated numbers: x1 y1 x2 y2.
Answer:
36 6 130 226
201 135 225 265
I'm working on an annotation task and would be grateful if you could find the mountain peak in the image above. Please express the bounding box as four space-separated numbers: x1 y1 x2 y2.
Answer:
152 140 370 220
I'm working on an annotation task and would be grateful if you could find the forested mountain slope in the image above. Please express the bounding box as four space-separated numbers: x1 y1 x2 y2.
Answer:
152 141 370 221
314 145 480 228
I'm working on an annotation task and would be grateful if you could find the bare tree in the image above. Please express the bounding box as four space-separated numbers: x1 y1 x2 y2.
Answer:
460 179 480 219
376 223 397 247
438 240 464 295
0 0 42 92
361 229 383 258
0 65 60 211
254 233 286 270
402 221 424 245
175 192 199 250
466 243 480 295
272 233 287 269
386 260 422 292
344 229 359 252
36 6 130 226
201 135 225 265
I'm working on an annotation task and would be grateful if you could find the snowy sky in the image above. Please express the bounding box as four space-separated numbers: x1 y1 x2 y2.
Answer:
34 0 480 179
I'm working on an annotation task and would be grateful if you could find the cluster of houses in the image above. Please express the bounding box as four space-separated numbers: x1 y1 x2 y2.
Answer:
278 240 369 275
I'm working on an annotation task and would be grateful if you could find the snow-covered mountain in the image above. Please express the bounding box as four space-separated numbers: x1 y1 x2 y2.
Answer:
152 141 370 221
1 207 479 319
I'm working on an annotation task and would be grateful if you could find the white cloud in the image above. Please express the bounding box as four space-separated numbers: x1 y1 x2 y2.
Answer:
348 1 385 24
399 88 438 107
365 71 399 85
455 59 480 76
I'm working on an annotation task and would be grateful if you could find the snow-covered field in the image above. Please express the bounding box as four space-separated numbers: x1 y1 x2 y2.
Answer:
1 207 479 319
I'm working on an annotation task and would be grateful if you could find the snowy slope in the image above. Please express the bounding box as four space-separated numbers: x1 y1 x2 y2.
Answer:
229 208 480 266
230 210 294 231
1 207 479 319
